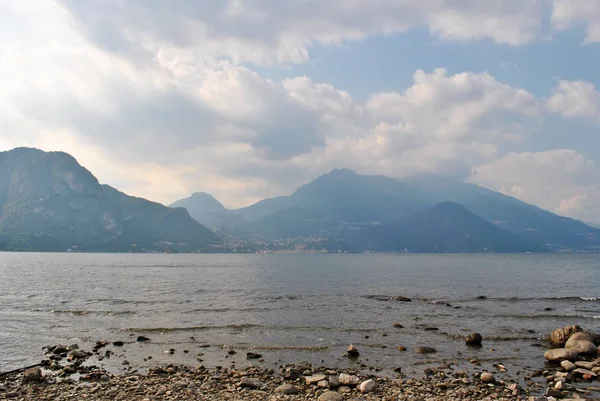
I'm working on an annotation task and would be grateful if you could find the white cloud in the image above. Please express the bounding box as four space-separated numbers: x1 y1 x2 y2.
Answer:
471 150 600 224
546 80 600 122
54 0 544 67
552 0 600 43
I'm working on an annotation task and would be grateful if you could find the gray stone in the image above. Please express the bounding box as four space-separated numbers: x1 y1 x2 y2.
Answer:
544 348 578 362
67 350 88 360
339 373 360 386
480 372 495 383
306 374 327 385
359 379 377 394
318 391 344 401
545 387 564 398
239 378 265 389
416 346 437 354
565 340 598 356
328 375 340 388
275 384 300 395
466 333 483 346
560 360 576 371
346 344 359 357
22 367 42 383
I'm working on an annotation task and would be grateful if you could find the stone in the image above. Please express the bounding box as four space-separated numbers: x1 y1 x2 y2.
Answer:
480 372 496 383
572 368 597 378
53 346 69 354
393 323 404 328
359 379 377 394
112 341 124 347
397 346 407 352
328 375 340 388
575 361 595 370
246 352 262 359
318 391 344 401
318 380 329 388
22 367 42 383
545 387 564 398
239 378 265 389
560 360 576 371
339 373 360 386
136 336 150 342
395 296 412 302
566 331 596 344
554 381 566 390
306 375 327 385
416 346 437 354
550 325 581 348
275 384 300 395
67 350 88 360
466 333 483 346
544 348 578 362
565 340 597 356
67 344 79 350
346 344 360 358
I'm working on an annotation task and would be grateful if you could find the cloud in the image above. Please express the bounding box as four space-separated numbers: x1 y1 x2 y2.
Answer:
54 0 545 67
546 80 600 122
552 0 600 43
470 150 600 224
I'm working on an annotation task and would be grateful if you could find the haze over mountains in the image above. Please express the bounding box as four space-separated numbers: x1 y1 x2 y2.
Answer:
0 147 597 253
173 168 600 253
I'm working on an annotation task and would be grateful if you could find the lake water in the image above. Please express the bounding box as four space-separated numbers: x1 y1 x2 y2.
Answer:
0 253 598 376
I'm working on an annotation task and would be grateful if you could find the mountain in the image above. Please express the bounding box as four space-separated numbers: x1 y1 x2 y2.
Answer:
0 148 219 252
230 169 598 252
169 192 250 235
344 202 545 253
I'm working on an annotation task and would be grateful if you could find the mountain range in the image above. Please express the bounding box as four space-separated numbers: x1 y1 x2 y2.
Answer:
0 148 218 252
172 168 600 253
0 147 597 253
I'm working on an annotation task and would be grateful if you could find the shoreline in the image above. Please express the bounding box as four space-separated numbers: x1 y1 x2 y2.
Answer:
2 328 599 401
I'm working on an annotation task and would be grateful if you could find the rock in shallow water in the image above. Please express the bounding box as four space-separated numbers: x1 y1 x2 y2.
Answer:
415 346 437 354
346 344 359 358
544 348 578 362
466 333 483 346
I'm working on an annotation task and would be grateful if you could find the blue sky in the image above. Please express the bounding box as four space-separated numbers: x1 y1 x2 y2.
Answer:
1 1 600 223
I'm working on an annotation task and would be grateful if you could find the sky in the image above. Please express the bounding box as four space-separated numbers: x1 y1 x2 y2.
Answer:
1 1 600 224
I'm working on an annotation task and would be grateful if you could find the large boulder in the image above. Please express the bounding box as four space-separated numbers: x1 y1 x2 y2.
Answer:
565 340 598 356
566 332 596 346
550 325 581 348
22 367 43 383
544 348 578 362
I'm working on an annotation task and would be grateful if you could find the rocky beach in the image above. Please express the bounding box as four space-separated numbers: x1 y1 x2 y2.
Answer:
1 325 599 401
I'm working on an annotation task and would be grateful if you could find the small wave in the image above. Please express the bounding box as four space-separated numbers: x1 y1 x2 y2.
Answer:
492 313 599 320
218 344 329 351
123 324 261 333
181 306 284 314
469 296 599 302
363 295 412 302
32 309 135 316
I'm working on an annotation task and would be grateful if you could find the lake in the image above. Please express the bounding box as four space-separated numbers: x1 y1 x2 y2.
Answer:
0 253 598 376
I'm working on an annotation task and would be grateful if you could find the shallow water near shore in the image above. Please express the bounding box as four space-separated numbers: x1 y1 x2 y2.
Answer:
1 253 599 376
